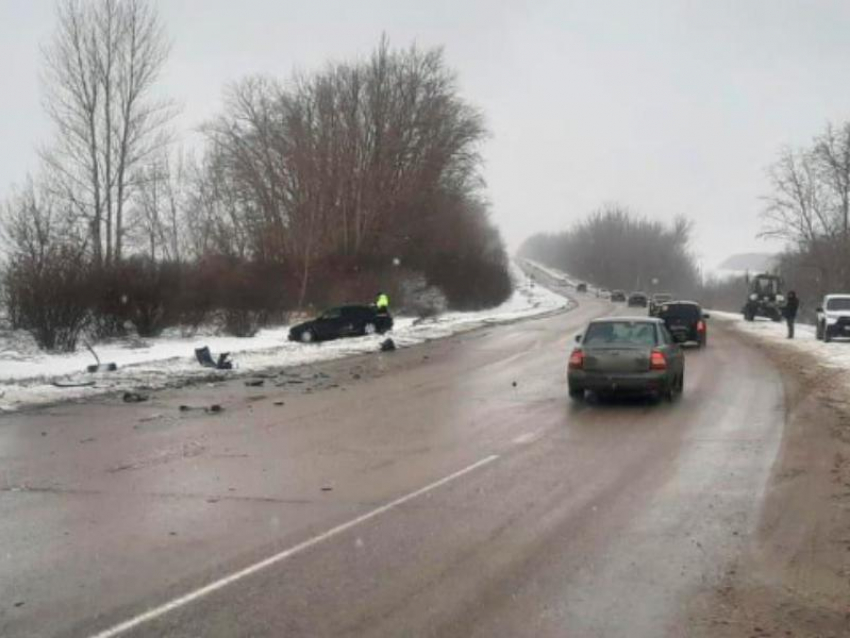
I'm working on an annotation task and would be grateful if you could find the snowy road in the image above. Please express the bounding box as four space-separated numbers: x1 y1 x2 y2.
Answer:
0 288 804 638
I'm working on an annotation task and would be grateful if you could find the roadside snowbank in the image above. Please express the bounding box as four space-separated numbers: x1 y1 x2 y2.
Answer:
711 310 850 371
0 265 570 410
522 259 576 286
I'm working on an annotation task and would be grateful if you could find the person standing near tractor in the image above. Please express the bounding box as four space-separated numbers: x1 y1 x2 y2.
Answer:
784 290 799 338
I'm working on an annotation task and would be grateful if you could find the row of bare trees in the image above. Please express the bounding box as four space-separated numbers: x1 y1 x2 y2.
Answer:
1 0 511 351
761 121 850 300
518 205 701 295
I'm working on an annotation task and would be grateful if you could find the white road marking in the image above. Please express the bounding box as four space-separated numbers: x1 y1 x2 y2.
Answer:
88 454 501 638
512 431 545 445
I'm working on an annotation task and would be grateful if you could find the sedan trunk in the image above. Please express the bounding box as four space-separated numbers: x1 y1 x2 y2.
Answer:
583 347 651 373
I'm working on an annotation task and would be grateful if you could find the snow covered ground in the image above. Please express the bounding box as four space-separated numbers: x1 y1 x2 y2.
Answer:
0 265 571 411
711 310 850 372
522 258 577 287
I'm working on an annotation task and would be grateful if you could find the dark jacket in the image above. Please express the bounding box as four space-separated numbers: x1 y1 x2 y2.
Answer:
784 294 799 319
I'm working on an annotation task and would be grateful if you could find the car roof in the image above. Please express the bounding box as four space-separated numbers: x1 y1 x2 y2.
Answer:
589 316 664 324
661 300 701 307
824 294 850 300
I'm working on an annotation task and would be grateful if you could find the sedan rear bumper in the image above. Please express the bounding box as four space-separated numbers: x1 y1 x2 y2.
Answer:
568 369 670 394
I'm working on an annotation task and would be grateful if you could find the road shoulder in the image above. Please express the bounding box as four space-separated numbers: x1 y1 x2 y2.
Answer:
688 326 850 636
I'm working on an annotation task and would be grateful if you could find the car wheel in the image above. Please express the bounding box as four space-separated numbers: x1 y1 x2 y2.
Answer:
568 385 584 401
824 326 832 343
363 322 377 336
816 321 823 340
700 334 707 348
300 330 314 343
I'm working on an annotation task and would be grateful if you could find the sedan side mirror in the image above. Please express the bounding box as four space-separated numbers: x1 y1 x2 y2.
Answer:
816 307 824 313
574 334 582 343
702 312 711 319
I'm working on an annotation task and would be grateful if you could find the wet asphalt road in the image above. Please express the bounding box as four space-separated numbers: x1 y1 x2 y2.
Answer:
0 293 786 638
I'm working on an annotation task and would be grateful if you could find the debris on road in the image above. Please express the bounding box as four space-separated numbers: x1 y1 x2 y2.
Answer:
84 341 118 373
380 338 396 352
195 346 233 370
122 391 149 403
52 380 96 388
244 379 265 387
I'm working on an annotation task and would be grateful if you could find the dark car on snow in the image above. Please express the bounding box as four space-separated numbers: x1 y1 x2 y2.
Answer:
611 289 627 302
568 317 685 401
628 291 648 307
656 301 709 347
289 305 393 343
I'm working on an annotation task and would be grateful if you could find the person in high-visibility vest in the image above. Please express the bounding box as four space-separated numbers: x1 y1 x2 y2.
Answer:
375 292 390 313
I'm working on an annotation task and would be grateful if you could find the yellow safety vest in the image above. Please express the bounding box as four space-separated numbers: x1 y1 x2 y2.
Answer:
376 294 389 309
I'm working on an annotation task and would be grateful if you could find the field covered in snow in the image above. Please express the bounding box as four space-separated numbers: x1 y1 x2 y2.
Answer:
0 265 571 411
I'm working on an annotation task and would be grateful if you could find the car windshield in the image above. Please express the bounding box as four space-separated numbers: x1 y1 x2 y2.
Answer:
827 297 850 311
754 277 780 295
321 308 342 319
658 304 700 320
584 321 658 346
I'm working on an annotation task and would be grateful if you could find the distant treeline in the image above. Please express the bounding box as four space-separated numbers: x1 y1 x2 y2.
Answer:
518 205 701 295
0 0 511 352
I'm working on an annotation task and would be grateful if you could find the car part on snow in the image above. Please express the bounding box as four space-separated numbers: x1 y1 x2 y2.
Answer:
380 338 396 352
244 379 265 387
84 341 118 373
122 391 148 403
52 380 97 388
195 346 233 370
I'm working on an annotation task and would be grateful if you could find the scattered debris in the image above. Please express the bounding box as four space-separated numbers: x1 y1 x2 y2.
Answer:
79 437 96 444
122 391 149 403
321 486 333 492
195 346 233 370
380 338 396 352
352 373 361 380
244 379 265 387
178 404 222 414
84 341 118 373
13 601 24 608
41 431 47 437
52 380 96 388
512 381 517 387
139 413 164 423
273 401 285 406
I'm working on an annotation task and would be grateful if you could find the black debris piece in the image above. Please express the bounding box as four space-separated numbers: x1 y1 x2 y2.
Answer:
195 346 233 370
123 391 149 403
273 401 285 406
244 379 265 387
380 338 396 352
87 363 118 373
207 404 223 413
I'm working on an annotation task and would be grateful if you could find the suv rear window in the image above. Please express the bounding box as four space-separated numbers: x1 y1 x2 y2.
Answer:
658 303 700 320
584 321 658 346
826 297 850 311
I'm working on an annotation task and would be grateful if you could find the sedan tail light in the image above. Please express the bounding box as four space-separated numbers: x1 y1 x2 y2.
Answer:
697 320 706 333
649 349 667 370
568 348 584 370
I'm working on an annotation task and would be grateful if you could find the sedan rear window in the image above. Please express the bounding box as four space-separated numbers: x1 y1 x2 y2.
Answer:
584 321 658 346
826 297 850 311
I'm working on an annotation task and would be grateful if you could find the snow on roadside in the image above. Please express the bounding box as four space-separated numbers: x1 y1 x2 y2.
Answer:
522 258 576 286
710 310 850 373
0 263 570 411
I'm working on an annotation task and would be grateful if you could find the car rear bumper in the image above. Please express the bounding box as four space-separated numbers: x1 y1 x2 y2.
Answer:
568 370 670 394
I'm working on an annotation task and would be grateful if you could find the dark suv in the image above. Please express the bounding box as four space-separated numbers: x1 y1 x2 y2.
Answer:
289 305 393 343
656 301 709 347
628 292 648 307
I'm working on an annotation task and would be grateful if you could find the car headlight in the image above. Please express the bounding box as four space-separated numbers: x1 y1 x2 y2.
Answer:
775 294 785 302
749 293 758 301
826 313 839 324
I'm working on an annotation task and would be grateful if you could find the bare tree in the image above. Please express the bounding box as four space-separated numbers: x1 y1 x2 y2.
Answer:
41 0 175 265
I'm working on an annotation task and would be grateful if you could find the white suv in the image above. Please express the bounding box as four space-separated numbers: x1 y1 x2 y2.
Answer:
816 294 850 342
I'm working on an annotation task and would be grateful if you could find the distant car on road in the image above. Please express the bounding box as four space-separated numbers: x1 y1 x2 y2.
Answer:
611 290 627 302
816 294 850 342
576 282 588 293
628 292 649 307
597 288 611 299
656 301 709 347
649 292 673 316
568 317 685 401
289 305 393 343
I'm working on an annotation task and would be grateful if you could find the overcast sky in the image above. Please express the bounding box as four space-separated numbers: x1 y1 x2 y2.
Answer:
3 0 850 269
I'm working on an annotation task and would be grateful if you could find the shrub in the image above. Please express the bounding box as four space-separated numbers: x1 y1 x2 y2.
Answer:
2 246 91 352
213 259 290 336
